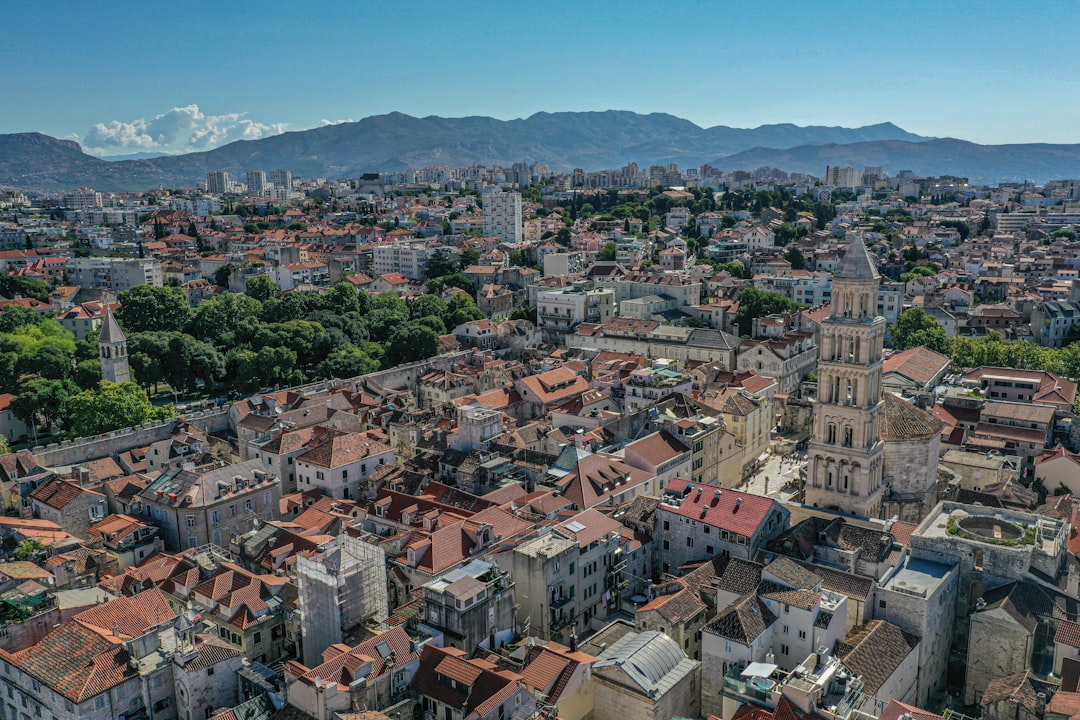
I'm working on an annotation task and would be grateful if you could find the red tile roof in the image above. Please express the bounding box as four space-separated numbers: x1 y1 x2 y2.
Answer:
659 479 780 537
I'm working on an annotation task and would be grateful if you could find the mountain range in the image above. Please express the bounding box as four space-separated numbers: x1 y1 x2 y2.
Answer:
0 110 1077 191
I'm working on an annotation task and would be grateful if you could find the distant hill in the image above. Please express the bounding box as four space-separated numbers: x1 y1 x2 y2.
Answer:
0 111 932 192
711 138 1080 185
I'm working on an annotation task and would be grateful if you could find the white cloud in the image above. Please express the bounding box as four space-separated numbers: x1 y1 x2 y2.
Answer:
78 105 289 155
320 118 355 126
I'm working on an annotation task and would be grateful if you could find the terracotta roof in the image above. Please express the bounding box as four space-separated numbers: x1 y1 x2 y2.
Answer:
881 394 943 441
883 346 950 386
834 620 918 694
2 622 136 702
660 479 782 538
705 593 776 644
878 700 944 720
30 479 103 510
1057 619 1080 649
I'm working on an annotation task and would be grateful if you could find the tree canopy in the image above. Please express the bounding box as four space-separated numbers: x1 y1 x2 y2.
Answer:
891 308 949 354
116 285 192 334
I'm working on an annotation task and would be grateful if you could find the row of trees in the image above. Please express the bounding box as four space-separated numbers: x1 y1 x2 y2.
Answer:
1 275 488 440
891 307 1080 384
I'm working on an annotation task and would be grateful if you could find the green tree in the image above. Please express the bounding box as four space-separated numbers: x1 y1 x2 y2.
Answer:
187 293 262 344
116 285 192 334
234 346 298 392
317 345 380 379
509 306 537 323
425 250 460 279
891 308 949 353
509 249 535 268
213 263 237 288
784 246 806 270
599 242 617 261
554 228 572 247
384 324 440 367
0 275 48 303
441 273 476 296
410 295 448 321
12 378 78 434
733 287 802 336
445 294 484 329
245 274 281 303
72 359 102 390
66 381 174 438
13 538 44 561
261 292 310 323
459 248 481 268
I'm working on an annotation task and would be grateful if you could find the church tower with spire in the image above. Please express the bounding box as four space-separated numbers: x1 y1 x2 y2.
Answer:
805 241 886 518
99 308 131 384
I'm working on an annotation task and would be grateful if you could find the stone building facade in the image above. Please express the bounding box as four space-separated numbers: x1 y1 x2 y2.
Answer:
806 242 887 517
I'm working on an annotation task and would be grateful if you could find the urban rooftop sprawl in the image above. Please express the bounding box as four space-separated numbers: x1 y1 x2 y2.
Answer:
1 161 1080 720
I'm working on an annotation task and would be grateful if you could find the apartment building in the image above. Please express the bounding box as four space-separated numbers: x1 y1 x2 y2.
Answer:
497 509 626 642
537 283 615 341
206 171 230 194
656 479 789 571
138 459 281 550
68 257 163 293
482 188 522 243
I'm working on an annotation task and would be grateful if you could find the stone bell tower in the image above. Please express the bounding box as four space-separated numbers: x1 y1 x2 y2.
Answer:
805 241 886 518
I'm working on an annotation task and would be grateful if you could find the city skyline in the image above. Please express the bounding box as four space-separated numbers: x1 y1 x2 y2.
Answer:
5 0 1080 155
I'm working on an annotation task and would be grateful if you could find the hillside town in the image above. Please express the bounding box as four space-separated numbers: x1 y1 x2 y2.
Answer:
1 162 1080 720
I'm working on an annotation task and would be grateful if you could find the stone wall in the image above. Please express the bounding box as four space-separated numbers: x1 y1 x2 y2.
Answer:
32 408 228 468
28 352 475 471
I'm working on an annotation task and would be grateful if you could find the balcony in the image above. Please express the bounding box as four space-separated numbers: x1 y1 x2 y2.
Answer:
550 614 574 631
550 593 573 609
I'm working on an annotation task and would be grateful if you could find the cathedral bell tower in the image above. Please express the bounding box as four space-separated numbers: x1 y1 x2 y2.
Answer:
805 241 886 518
99 308 131 385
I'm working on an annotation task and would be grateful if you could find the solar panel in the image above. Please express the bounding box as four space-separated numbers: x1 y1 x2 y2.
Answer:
565 521 586 532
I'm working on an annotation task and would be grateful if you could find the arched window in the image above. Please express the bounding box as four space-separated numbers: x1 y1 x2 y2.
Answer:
843 427 853 447
826 471 833 487
827 424 837 444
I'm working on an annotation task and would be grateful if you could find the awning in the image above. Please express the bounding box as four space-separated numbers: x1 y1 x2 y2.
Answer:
741 662 778 678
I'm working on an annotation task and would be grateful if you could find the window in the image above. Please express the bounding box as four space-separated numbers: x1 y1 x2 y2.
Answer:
229 504 237 517
663 520 670 531
342 470 348 479
316 471 324 481
253 631 262 645
185 515 196 528
663 540 670 550
687 537 694 548
264 491 272 506
287 457 293 465
706 546 714 554
211 510 220 526
799 630 807 639
245 499 253 511
878 599 887 609
783 604 790 613
780 644 789 655
207 667 214 676
783 625 789 635
186 536 197 549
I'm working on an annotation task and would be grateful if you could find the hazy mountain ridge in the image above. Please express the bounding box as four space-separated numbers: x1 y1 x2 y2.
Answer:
0 111 1071 191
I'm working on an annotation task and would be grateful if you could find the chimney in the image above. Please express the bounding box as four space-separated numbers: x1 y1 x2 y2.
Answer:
734 498 742 511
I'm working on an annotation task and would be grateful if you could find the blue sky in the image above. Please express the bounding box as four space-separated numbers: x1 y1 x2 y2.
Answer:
5 0 1079 155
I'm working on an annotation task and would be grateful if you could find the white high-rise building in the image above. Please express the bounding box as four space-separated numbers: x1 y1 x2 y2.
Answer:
482 188 522 243
246 170 266 193
272 169 293 189
206 171 230 195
